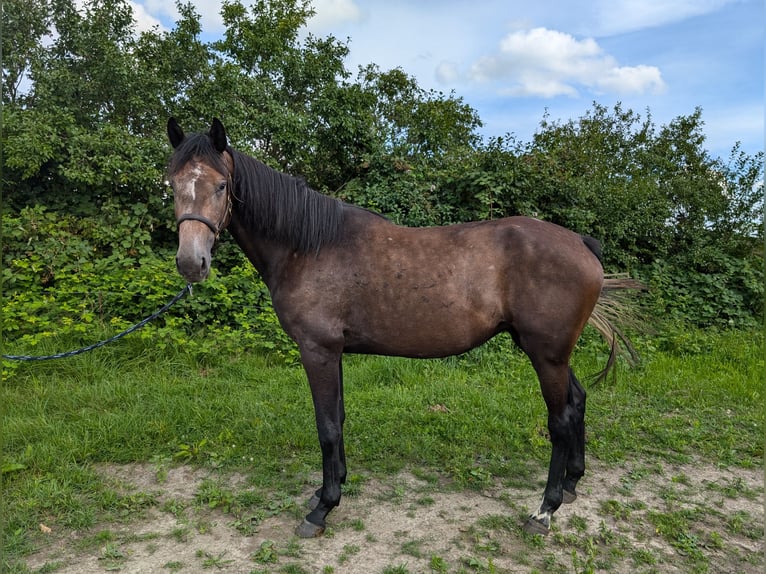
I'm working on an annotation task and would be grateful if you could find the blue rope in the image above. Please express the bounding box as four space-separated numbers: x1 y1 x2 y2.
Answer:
2 284 193 362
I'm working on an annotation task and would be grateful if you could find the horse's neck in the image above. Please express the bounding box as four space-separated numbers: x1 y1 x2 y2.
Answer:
227 215 290 290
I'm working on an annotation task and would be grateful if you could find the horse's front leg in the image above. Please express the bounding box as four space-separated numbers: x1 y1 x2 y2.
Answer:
296 347 345 538
308 360 347 510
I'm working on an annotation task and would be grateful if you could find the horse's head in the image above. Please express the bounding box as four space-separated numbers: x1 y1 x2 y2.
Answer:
167 117 233 283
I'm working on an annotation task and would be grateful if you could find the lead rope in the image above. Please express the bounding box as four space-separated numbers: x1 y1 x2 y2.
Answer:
2 284 193 362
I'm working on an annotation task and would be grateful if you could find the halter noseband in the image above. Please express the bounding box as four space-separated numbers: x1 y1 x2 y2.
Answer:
176 173 233 240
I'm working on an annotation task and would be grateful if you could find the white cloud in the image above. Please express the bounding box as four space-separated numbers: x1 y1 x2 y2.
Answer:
129 0 166 33
133 0 365 38
435 61 460 84
469 27 666 98
137 0 224 33
308 0 363 33
592 0 738 36
597 64 665 95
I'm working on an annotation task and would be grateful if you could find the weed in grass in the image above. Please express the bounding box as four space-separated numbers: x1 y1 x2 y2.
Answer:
475 537 501 556
99 542 127 569
337 543 360 564
671 472 692 486
322 566 335 574
416 495 435 506
163 561 185 571
412 467 440 484
542 552 566 573
338 517 366 531
195 479 236 512
342 473 366 497
162 498 189 518
123 531 160 545
146 542 159 554
195 518 214 535
674 531 705 561
78 529 116 551
196 549 234 569
460 555 498 573
109 490 159 521
706 530 725 550
726 510 764 540
382 565 411 574
519 527 546 549
455 466 493 489
597 520 616 545
252 540 278 564
429 554 448 573
706 476 761 500
170 525 191 543
570 535 601 574
151 454 172 484
282 538 303 558
631 547 657 566
401 538 425 558
476 514 515 532
231 512 263 536
568 514 588 533
236 489 266 507
279 565 308 574
649 509 711 568
600 499 632 520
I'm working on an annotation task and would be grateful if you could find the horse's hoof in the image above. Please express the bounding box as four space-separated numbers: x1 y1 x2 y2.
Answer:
522 516 550 536
307 493 320 510
295 519 325 538
563 490 577 504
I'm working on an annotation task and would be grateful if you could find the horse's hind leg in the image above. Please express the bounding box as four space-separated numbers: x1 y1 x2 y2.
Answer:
563 368 586 503
523 358 581 535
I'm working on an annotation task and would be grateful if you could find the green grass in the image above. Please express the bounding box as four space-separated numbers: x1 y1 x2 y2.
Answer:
1 327 763 568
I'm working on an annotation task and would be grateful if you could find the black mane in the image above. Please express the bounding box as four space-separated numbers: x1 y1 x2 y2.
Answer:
230 149 345 254
168 132 345 254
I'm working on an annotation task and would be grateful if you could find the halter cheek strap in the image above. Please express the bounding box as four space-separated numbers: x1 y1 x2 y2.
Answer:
176 174 234 241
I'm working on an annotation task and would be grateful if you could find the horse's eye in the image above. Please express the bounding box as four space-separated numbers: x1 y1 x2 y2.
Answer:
216 181 227 194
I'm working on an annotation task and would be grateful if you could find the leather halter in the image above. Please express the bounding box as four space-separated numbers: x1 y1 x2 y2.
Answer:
176 173 233 240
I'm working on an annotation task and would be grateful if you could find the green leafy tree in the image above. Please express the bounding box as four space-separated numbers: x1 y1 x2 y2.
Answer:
2 0 762 353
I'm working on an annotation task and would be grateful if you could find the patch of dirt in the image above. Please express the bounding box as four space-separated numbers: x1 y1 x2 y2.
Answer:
23 459 763 573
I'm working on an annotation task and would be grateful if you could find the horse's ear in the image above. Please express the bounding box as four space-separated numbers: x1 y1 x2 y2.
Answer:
209 118 228 153
167 117 185 149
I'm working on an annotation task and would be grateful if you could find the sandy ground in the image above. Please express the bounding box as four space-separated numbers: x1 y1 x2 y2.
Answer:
23 458 763 573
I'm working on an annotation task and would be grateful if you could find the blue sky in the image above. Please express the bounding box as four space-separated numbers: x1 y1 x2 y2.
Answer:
132 0 763 161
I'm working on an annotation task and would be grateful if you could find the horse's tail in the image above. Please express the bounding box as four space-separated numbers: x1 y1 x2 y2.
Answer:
587 274 645 384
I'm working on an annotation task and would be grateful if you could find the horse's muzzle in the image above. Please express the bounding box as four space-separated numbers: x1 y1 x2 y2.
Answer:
175 236 213 283
176 252 209 283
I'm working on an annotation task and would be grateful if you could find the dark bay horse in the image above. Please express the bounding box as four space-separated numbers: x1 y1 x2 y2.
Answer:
167 117 636 538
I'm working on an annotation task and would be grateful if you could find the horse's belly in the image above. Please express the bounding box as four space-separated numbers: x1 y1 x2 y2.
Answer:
343 301 502 358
